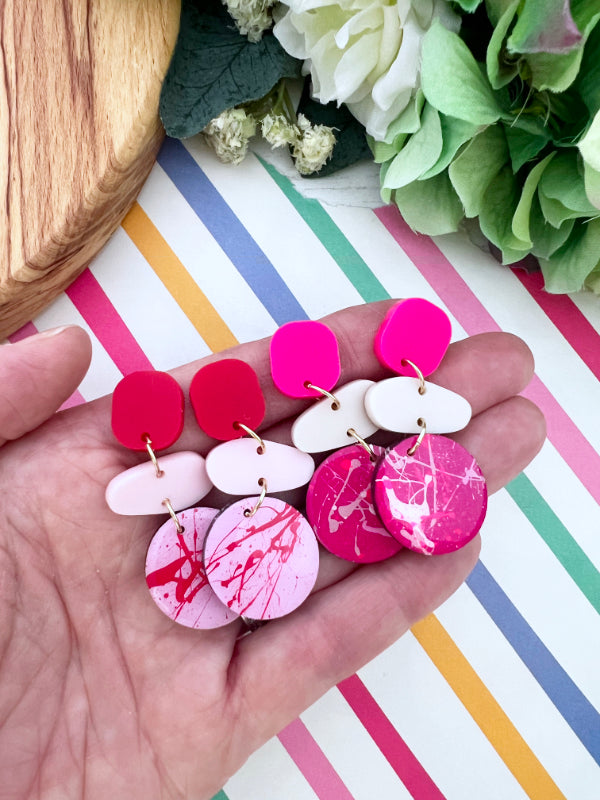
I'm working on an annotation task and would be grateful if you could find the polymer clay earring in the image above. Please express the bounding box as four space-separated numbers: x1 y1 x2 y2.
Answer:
106 371 237 629
190 358 319 621
365 298 488 555
270 320 402 564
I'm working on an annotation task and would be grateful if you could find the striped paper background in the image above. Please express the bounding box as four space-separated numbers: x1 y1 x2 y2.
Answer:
10 136 600 800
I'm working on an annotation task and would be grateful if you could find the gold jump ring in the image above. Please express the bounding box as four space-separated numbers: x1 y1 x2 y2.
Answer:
163 498 184 533
245 478 268 518
304 382 340 410
346 427 377 461
401 359 426 395
144 436 164 478
234 422 266 454
407 418 427 456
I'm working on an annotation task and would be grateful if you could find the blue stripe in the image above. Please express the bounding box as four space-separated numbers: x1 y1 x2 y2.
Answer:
157 138 308 325
468 560 600 764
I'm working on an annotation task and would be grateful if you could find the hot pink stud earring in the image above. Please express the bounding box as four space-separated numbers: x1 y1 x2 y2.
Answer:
106 371 237 629
270 320 402 564
190 359 319 621
365 298 487 555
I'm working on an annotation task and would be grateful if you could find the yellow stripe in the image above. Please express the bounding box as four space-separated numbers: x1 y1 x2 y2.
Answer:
122 203 238 353
411 615 565 800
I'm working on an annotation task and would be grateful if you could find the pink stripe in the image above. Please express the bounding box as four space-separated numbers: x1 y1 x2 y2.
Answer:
278 718 354 800
338 675 447 800
8 321 38 342
375 206 600 504
66 269 153 375
512 268 600 381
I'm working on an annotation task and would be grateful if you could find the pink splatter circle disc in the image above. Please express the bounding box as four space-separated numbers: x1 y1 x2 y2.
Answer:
306 444 403 563
204 497 319 620
145 507 239 629
373 435 487 555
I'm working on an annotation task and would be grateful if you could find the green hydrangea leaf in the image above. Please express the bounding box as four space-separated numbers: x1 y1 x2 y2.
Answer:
585 262 600 293
511 153 555 247
486 0 520 89
527 6 600 92
421 21 503 124
370 138 398 164
578 110 600 170
379 161 393 204
486 0 518 27
384 91 425 144
504 125 551 172
160 0 301 138
394 173 465 236
479 166 531 261
539 218 600 292
507 0 581 55
448 125 509 217
529 195 576 258
539 150 598 215
574 22 600 114
420 116 481 180
583 162 600 208
382 104 443 190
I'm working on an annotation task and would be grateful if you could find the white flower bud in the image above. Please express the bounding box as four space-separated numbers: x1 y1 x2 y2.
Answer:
292 120 336 175
261 113 300 148
223 0 277 43
202 108 257 165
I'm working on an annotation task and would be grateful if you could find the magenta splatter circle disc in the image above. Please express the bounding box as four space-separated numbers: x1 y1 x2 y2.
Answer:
306 444 403 563
145 507 239 629
373 435 487 555
204 497 319 620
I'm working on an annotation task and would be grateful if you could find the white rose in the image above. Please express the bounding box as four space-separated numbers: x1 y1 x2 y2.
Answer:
273 0 460 141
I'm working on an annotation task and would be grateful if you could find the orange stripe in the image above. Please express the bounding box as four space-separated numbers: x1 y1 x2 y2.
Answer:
122 203 238 353
412 615 565 800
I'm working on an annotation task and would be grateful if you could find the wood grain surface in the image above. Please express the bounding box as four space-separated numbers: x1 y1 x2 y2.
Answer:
0 0 181 338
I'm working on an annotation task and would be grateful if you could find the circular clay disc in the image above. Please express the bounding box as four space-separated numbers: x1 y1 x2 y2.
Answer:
145 506 239 629
306 444 403 563
373 435 487 555
204 497 319 620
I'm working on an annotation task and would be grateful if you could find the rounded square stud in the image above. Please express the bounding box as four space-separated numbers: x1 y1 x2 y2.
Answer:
270 320 341 398
190 359 266 441
111 371 184 451
374 298 452 378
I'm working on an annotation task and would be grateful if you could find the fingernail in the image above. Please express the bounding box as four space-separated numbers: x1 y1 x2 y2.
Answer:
37 325 76 338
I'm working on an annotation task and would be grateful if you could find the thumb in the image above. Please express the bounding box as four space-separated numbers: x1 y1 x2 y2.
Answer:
0 326 92 445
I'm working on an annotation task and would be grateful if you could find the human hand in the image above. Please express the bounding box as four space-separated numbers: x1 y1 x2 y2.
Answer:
0 301 545 799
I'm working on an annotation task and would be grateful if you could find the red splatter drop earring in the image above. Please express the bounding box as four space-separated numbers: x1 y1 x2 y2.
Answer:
106 370 238 629
365 298 488 555
190 358 319 621
269 320 402 564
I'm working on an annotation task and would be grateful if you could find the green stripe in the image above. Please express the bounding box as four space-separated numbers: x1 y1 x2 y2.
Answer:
507 473 600 613
210 791 229 800
258 157 390 303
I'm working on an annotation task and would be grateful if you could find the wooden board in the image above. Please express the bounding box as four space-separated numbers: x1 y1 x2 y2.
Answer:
0 0 181 338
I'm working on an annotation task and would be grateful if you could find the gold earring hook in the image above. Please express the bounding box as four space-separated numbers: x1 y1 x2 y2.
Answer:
234 422 266 454
407 418 427 456
346 427 377 461
144 436 164 478
162 498 184 533
401 359 426 395
244 478 268 518
304 381 341 410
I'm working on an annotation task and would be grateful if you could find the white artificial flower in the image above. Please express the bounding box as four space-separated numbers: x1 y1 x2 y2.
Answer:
273 0 460 141
202 108 257 165
223 0 277 43
292 113 336 174
261 113 300 147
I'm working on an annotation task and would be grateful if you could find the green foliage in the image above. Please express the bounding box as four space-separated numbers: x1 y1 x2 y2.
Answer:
378 0 600 293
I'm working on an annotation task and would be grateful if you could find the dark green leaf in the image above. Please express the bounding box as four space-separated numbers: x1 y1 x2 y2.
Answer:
479 166 531 261
539 150 598 213
504 124 551 171
574 22 600 114
539 217 600 292
160 0 302 138
529 195 575 259
449 125 509 216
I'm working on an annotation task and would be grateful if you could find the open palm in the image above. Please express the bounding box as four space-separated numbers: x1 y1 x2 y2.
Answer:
0 301 545 800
